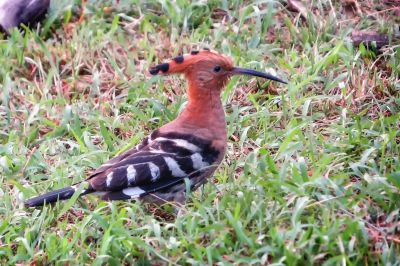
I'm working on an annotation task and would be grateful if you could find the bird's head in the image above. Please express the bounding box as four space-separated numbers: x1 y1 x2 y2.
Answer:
149 49 287 92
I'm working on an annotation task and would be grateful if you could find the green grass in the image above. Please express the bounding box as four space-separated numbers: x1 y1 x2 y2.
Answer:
0 0 399 264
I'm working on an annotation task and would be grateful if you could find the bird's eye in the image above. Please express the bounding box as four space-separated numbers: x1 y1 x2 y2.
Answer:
213 65 221 73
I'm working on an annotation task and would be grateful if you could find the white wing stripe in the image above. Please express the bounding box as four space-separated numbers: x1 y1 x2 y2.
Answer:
126 165 136 185
148 162 160 181
122 187 146 198
155 137 201 152
164 157 187 177
191 153 209 170
106 172 113 187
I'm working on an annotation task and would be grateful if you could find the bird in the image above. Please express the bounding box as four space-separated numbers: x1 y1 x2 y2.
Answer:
0 0 50 34
25 49 287 208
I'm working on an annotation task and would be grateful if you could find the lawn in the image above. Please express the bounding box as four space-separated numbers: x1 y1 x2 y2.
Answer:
0 0 399 264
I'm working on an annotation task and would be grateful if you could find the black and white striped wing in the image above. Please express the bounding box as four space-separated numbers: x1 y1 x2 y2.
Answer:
87 130 221 200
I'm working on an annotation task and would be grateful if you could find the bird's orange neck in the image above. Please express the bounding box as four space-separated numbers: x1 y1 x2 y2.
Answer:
181 80 225 124
160 80 227 143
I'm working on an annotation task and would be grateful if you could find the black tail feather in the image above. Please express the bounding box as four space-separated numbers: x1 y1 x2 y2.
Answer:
25 185 93 207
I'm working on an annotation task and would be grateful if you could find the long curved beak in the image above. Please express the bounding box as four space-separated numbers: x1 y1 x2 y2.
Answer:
231 67 287 84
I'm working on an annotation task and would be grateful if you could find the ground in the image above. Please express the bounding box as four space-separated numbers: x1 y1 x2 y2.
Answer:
0 0 399 264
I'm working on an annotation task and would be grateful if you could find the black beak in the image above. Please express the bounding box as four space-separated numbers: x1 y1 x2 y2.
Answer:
231 67 287 84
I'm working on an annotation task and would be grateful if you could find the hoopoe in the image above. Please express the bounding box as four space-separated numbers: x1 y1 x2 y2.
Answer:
25 49 286 208
0 0 50 34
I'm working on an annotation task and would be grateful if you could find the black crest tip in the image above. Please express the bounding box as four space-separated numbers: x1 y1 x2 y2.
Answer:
149 63 170 75
190 50 199 55
149 67 160 75
173 55 184 63
158 63 170 73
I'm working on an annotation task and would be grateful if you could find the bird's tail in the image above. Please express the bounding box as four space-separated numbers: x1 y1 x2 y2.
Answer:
24 182 93 207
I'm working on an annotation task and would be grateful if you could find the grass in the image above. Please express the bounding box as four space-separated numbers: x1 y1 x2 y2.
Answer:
0 0 399 264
